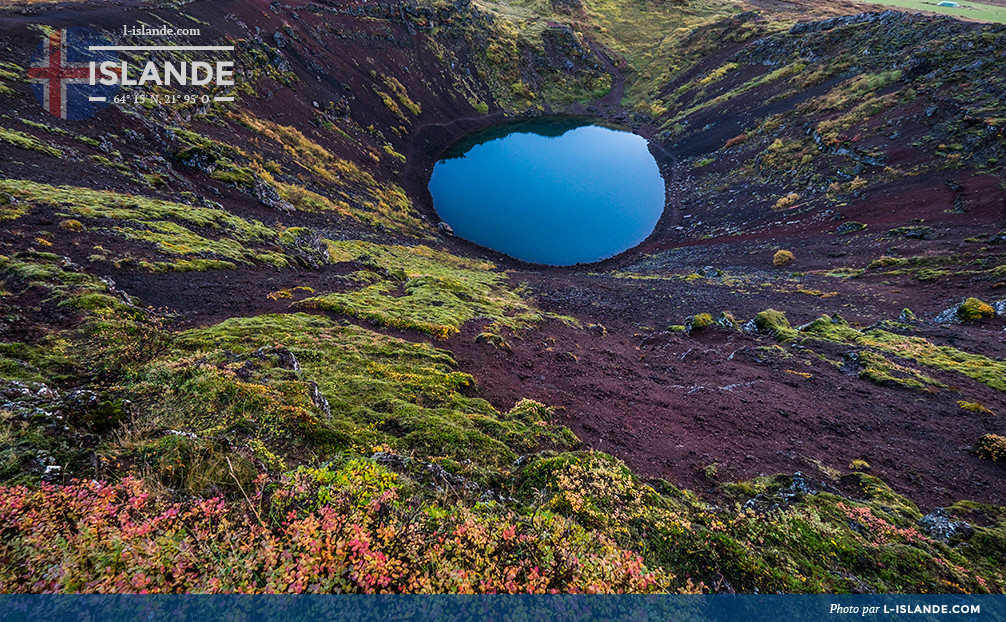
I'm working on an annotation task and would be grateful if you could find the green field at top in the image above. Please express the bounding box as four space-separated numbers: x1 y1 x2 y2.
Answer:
856 0 1006 24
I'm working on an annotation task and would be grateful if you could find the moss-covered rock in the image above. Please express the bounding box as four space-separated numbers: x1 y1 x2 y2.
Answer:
685 312 714 332
958 297 995 322
716 311 741 330
754 309 799 341
836 221 867 235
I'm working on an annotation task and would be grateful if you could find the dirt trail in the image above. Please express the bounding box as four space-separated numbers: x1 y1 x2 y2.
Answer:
586 39 626 109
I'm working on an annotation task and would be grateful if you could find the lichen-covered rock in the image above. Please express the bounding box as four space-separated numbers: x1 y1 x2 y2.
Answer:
917 508 974 542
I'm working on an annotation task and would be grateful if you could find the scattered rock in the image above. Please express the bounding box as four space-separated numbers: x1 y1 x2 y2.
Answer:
61 390 129 433
308 381 331 419
253 175 295 212
917 508 974 542
686 312 714 332
716 311 741 330
934 297 995 324
836 221 868 235
886 226 935 240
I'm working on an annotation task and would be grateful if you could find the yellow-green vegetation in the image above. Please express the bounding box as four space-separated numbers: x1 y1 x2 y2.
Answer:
170 128 255 187
58 219 84 232
125 313 579 478
577 0 746 105
0 179 327 270
759 139 817 177
773 249 795 266
19 118 101 148
90 155 131 175
959 401 994 415
0 252 155 388
272 181 351 216
516 456 1006 592
0 193 28 222
773 192 800 210
658 59 808 131
866 253 1006 283
0 127 61 157
761 311 1006 393
974 434 1006 462
854 350 945 392
958 297 995 322
754 309 799 341
0 61 21 95
685 312 714 332
374 72 422 118
4 254 1006 593
236 114 424 233
803 70 903 117
0 252 577 486
297 241 565 339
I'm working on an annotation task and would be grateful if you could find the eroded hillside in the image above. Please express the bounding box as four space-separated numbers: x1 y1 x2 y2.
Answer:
0 0 1005 593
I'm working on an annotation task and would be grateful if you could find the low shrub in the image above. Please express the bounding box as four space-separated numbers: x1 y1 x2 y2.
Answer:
975 434 1006 462
773 193 800 210
773 250 795 266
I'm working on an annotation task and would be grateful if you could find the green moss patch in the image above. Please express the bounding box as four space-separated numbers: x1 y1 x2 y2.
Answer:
0 179 326 270
0 127 61 157
297 241 570 339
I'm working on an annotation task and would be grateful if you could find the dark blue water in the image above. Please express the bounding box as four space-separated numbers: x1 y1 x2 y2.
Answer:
428 119 665 266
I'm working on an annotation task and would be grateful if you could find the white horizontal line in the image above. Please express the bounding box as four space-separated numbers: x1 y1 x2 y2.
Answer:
87 46 234 51
88 96 107 102
214 96 234 102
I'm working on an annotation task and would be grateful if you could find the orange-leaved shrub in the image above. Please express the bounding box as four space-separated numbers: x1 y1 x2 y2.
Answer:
0 461 670 594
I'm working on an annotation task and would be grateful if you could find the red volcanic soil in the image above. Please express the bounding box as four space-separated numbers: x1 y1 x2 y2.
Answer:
442 271 1006 510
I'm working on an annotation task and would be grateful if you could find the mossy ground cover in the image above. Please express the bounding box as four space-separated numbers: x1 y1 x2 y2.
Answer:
0 179 329 270
297 241 573 339
0 252 577 490
866 253 1006 284
131 312 579 480
754 311 1006 393
0 127 62 158
7 252 1006 592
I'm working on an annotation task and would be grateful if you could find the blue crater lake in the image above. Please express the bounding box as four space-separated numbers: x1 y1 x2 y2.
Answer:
428 118 665 266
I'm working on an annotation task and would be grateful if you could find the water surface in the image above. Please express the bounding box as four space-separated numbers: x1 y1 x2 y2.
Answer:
428 118 665 265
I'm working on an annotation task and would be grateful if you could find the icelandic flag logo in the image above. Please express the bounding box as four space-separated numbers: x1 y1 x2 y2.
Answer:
28 27 120 120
